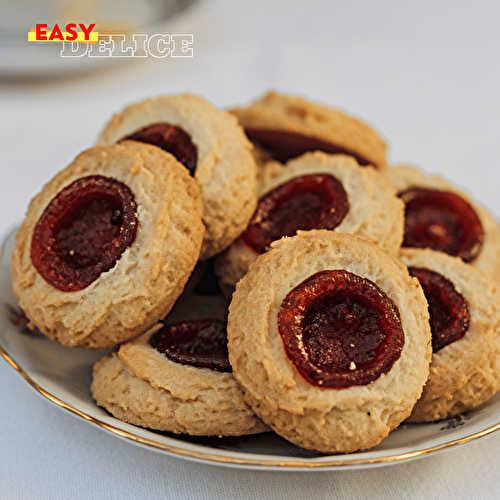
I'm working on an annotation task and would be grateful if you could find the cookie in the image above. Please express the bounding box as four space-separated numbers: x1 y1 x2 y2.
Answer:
96 93 258 260
11 141 204 350
227 230 431 453
399 248 500 422
408 344 500 421
384 165 500 282
231 91 388 169
91 293 269 436
216 151 404 292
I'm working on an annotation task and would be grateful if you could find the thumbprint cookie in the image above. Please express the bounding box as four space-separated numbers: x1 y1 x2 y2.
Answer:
96 93 258 260
216 152 404 292
227 231 431 453
384 165 500 282
231 91 388 169
91 293 269 436
410 336 500 422
11 141 204 350
399 248 500 422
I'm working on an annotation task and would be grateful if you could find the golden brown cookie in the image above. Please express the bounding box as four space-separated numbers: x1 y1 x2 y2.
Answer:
96 93 257 260
408 344 500 421
231 91 388 169
91 292 269 436
384 164 500 282
11 141 204 350
216 152 404 292
227 230 432 453
399 248 500 422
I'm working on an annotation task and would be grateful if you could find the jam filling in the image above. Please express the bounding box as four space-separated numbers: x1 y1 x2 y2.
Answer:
408 267 469 353
31 175 138 292
240 174 349 254
399 187 484 263
150 319 231 372
278 270 404 389
244 128 372 165
122 123 198 176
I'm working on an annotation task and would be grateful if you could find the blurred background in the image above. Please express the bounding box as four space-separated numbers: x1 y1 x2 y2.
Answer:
1 0 499 241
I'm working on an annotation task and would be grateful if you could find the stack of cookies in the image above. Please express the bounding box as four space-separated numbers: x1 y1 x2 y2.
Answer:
11 91 500 454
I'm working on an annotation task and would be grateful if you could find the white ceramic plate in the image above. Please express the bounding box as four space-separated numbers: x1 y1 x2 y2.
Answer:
2 227 500 471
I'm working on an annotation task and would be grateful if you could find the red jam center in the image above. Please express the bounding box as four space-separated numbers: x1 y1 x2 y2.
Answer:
399 187 484 262
31 175 137 292
150 319 231 372
122 123 197 176
278 270 404 389
240 174 349 254
244 128 372 165
408 267 469 353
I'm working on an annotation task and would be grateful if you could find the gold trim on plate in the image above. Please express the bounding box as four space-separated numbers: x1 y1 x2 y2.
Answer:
2 342 500 470
2 225 500 470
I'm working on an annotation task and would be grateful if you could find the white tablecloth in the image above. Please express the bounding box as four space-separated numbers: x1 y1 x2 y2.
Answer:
1 1 500 498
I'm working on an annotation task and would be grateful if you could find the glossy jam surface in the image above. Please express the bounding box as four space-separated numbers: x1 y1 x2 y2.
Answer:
150 319 231 372
278 270 404 389
244 128 372 165
31 175 137 292
409 267 469 353
240 174 349 254
399 187 484 262
122 123 198 176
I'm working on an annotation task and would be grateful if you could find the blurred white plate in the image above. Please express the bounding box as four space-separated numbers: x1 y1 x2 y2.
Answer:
0 0 198 78
1 226 500 471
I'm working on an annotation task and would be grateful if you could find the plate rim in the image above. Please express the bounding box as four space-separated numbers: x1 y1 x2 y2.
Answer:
2 225 500 471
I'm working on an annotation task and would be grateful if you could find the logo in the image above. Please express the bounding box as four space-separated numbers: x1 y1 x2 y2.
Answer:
27 23 194 59
28 23 98 44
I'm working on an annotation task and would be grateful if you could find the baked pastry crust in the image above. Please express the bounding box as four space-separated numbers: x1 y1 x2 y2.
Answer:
11 141 204 350
227 230 432 453
96 93 257 260
231 91 388 169
408 344 500 422
216 152 404 291
399 248 500 422
384 164 500 282
91 323 269 437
